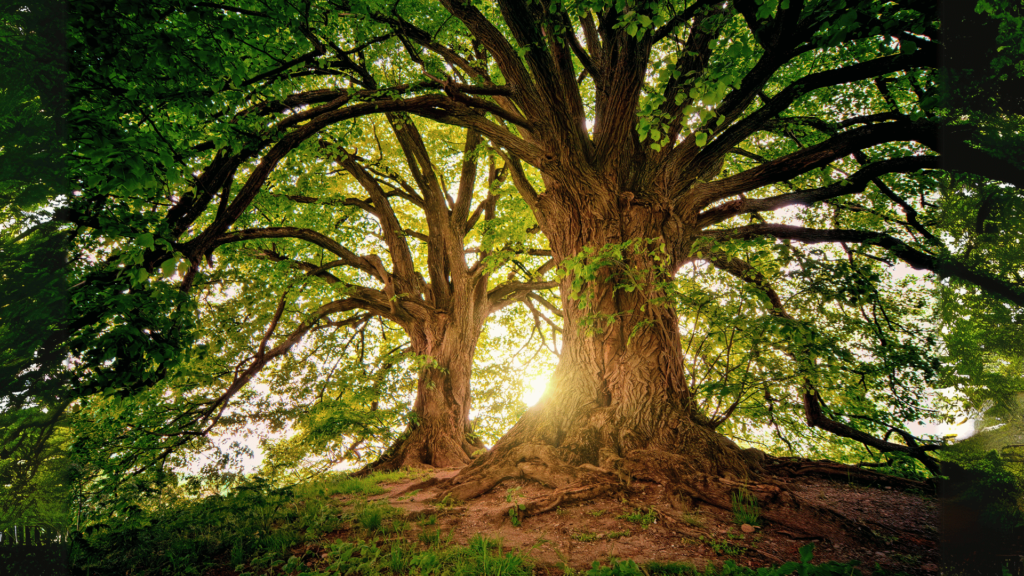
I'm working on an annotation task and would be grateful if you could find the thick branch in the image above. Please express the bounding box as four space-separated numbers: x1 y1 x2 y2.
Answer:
214 227 385 282
703 224 1024 306
691 122 933 208
696 155 940 228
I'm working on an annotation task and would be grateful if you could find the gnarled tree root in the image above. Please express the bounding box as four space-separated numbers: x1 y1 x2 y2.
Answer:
435 446 921 550
764 456 935 493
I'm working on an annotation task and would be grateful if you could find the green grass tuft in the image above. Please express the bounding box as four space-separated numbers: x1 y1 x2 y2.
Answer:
619 506 658 529
730 488 760 526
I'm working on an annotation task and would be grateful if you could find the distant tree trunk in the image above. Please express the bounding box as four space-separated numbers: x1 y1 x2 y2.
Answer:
368 267 495 471
377 318 485 470
448 184 749 498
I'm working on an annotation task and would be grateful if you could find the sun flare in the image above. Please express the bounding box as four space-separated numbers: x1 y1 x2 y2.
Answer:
523 374 550 407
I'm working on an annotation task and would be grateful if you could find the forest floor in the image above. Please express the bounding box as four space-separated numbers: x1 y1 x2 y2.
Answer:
211 464 942 576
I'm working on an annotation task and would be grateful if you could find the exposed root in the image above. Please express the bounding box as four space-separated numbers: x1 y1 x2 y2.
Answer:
396 477 440 496
517 482 614 519
444 442 587 501
669 474 823 539
765 456 935 493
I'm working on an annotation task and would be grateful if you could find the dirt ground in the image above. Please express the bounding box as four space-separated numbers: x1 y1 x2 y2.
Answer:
313 467 940 575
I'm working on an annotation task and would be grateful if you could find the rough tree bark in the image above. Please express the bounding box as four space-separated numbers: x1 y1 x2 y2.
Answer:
447 183 752 501
372 301 487 469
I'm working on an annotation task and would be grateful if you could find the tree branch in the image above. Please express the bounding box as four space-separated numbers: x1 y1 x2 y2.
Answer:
703 224 1024 306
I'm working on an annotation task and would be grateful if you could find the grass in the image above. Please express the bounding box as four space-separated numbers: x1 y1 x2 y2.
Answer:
730 488 760 526
619 506 658 529
70 469 430 576
698 535 748 556
313 531 530 576
577 544 911 575
353 502 403 534
681 512 705 528
572 530 631 542
435 493 464 511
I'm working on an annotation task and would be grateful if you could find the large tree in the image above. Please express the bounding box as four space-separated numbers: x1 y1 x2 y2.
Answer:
197 115 555 469
55 0 561 483
54 0 1023 509
306 0 1023 504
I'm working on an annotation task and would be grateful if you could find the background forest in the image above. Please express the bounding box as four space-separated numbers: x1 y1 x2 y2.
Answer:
2 0 1024 575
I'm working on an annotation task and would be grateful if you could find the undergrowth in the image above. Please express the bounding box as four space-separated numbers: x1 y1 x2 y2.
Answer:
618 506 658 529
730 488 760 526
73 471 913 576
71 469 424 575
571 544 910 575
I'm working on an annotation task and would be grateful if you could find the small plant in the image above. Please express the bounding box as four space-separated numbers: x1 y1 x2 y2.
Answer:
730 488 760 526
357 506 384 532
681 512 705 528
697 535 747 556
435 493 463 510
619 506 657 529
505 486 526 527
583 559 645 576
386 543 412 574
573 531 599 542
382 517 409 535
572 530 631 543
469 533 502 553
587 509 606 517
644 560 698 575
419 528 441 545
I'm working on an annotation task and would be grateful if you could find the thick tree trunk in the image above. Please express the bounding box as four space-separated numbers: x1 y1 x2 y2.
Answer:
447 187 750 498
371 316 486 470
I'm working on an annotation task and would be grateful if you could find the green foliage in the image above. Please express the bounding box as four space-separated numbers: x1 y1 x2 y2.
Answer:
556 238 674 338
582 544 907 575
730 489 760 526
70 470 423 575
644 561 699 575
73 475 298 575
697 535 748 557
572 529 632 541
505 486 525 527
312 532 531 576
618 506 658 529
870 452 930 483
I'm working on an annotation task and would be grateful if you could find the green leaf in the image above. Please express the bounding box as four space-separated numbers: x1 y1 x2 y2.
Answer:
160 258 177 277
798 543 815 563
135 233 155 251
